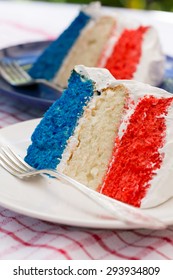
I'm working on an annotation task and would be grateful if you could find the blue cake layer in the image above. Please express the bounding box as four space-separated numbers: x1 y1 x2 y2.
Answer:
29 11 91 81
25 70 94 169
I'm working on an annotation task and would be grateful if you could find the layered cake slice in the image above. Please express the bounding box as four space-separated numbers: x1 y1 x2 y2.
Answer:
29 2 165 88
25 65 173 209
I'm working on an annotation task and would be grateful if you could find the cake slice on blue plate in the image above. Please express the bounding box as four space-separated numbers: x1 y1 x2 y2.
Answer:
29 2 165 88
25 65 173 209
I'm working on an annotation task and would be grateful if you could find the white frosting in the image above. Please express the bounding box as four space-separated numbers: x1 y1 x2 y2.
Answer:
61 66 173 209
141 105 173 208
74 65 115 91
134 27 165 86
113 79 170 99
75 66 169 97
81 1 102 19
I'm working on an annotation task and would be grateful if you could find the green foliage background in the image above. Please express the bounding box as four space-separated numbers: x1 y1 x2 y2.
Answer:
32 0 173 11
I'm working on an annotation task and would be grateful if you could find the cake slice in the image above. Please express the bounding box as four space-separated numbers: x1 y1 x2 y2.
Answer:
25 65 173 209
29 2 164 88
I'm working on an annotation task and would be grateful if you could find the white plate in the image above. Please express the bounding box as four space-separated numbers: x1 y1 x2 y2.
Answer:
0 119 173 230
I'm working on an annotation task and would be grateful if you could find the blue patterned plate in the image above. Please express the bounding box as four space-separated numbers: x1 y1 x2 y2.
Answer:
0 40 173 110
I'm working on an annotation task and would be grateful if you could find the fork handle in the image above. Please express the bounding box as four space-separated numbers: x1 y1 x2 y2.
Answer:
39 169 165 229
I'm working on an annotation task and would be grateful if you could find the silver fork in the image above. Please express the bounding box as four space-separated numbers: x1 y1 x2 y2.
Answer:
0 61 64 92
0 146 166 229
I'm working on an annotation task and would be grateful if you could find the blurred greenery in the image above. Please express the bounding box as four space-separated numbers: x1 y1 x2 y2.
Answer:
31 0 173 11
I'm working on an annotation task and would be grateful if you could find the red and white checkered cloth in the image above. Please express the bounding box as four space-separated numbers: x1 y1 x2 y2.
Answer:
0 1 173 260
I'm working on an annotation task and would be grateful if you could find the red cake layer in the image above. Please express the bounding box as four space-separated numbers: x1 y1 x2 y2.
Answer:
104 26 149 79
100 95 173 207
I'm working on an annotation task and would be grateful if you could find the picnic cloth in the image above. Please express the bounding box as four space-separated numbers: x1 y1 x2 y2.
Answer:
0 0 173 260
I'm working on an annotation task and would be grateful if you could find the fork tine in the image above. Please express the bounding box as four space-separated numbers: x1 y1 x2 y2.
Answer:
0 151 24 175
0 157 20 177
8 62 22 79
0 61 23 84
7 62 27 82
12 62 32 81
0 150 37 179
0 61 17 84
0 61 28 84
1 146 32 172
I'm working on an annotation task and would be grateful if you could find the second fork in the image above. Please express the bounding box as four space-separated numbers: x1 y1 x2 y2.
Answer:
0 61 64 92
